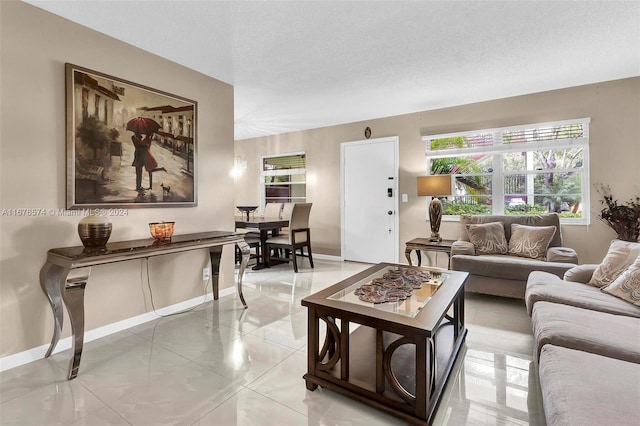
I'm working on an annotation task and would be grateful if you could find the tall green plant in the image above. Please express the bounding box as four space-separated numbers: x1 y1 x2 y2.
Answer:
536 174 581 213
429 136 489 197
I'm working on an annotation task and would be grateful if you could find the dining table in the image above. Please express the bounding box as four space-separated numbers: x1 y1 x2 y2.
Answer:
235 216 289 270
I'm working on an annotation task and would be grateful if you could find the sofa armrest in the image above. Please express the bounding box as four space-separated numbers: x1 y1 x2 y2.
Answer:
563 264 598 284
547 247 578 264
451 240 475 256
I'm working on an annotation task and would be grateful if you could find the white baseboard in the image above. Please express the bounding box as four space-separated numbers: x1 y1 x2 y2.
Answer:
313 253 342 262
0 287 236 373
2 256 344 373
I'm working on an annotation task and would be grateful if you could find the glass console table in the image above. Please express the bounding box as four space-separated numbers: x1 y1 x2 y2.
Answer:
301 263 468 425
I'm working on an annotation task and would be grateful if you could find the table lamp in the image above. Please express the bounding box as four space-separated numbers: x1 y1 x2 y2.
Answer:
417 175 452 242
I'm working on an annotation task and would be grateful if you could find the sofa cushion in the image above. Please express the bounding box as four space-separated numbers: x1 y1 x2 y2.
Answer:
588 239 640 287
602 253 640 306
451 254 574 282
458 213 563 248
463 275 527 298
525 271 640 318
466 222 508 254
508 223 556 260
532 301 640 363
538 345 640 426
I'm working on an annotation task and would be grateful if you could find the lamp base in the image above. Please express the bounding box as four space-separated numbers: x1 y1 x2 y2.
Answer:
429 198 443 243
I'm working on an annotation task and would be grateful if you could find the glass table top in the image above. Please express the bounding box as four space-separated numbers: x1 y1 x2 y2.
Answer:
327 265 448 318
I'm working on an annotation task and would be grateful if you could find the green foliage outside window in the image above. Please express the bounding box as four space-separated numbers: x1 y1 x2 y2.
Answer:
442 203 491 215
430 137 489 193
504 204 547 215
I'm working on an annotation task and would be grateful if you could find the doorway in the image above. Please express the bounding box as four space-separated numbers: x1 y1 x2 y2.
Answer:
341 136 399 263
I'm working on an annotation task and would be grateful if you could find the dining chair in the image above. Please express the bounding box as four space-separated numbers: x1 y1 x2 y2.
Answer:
263 202 283 218
234 211 261 265
279 202 295 236
235 233 261 266
265 203 314 273
281 203 294 220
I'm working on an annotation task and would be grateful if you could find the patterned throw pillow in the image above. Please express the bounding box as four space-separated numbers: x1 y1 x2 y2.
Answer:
601 254 640 306
508 224 556 260
588 240 640 288
466 222 508 255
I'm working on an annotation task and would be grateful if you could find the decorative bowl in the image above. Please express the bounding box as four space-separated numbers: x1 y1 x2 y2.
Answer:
149 222 175 240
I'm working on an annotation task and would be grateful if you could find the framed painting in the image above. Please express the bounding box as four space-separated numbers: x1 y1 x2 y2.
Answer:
66 63 197 208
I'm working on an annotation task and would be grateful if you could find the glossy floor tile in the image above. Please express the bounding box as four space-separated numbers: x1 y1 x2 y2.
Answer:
0 260 545 425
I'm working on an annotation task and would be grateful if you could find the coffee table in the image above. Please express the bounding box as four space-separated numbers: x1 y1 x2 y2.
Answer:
301 263 468 425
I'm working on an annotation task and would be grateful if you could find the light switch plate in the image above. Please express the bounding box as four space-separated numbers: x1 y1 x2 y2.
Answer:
402 193 408 202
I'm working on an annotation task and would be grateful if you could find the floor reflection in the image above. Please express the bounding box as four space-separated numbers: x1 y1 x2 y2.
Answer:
1 260 544 425
436 346 544 425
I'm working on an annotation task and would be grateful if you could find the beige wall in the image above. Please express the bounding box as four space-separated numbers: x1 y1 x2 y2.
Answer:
0 2 235 358
236 77 640 264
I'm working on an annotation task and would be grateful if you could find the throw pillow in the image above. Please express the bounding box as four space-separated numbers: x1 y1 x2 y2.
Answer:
601 254 640 306
508 224 556 260
588 239 640 288
466 222 508 255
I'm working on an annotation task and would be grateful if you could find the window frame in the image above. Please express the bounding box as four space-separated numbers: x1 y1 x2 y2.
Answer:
423 118 591 225
260 151 307 209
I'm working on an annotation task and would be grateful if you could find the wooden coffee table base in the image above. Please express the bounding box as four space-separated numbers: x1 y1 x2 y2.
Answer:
302 264 467 425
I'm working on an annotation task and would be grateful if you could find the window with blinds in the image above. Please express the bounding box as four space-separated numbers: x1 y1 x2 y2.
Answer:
423 118 590 223
261 152 306 207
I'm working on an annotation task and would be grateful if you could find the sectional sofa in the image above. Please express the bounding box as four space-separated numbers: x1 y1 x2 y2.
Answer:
525 251 640 426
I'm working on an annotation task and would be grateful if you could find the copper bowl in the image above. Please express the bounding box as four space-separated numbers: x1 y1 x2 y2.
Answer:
149 222 175 240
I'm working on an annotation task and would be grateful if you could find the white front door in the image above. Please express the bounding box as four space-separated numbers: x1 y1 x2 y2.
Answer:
341 136 399 263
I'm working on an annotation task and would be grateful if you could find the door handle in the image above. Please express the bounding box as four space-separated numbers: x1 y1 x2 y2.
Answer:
387 210 393 215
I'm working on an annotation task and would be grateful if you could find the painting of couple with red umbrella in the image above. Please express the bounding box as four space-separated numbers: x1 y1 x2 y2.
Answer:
66 63 197 208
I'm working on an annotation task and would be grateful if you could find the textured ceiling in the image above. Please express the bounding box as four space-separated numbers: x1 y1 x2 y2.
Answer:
26 1 640 140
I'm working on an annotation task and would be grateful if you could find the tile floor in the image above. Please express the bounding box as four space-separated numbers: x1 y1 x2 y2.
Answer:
0 260 545 425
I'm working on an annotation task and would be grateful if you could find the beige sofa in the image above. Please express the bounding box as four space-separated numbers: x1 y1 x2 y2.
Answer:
525 266 640 426
450 213 578 299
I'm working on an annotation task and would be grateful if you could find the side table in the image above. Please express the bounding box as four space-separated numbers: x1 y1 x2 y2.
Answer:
405 238 454 268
